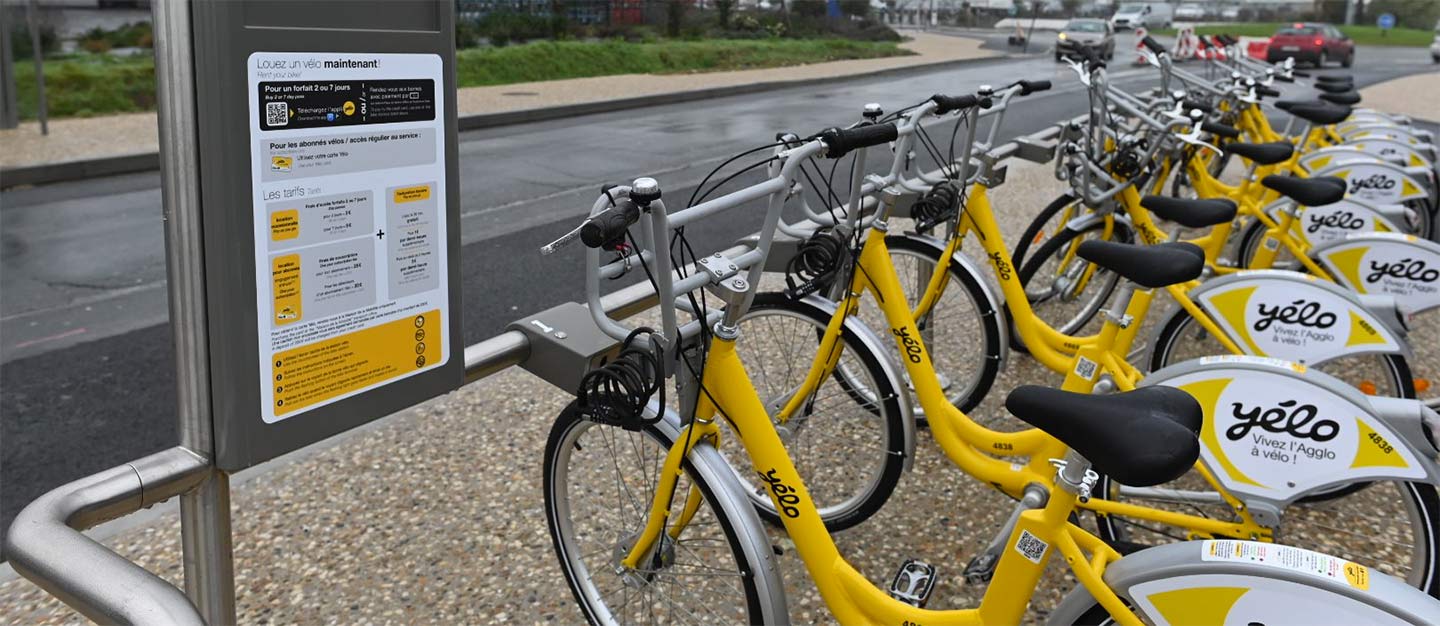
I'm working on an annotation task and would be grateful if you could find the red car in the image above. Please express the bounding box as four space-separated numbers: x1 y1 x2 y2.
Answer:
1267 23 1356 67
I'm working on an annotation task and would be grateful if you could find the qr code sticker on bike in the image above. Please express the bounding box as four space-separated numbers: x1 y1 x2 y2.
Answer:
1014 529 1048 564
1073 356 1097 381
266 101 289 127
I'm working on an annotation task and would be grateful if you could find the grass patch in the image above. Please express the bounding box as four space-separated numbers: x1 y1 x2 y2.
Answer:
455 38 909 87
10 39 908 120
15 54 155 120
1152 23 1433 46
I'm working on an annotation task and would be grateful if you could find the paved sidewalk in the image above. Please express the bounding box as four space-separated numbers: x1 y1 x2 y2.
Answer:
0 33 995 171
1358 70 1440 122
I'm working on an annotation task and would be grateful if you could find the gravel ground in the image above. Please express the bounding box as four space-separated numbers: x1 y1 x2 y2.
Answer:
4 154 1439 623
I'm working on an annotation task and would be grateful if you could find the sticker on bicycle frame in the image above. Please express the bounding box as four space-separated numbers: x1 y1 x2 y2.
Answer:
1314 233 1440 315
1013 529 1048 564
1129 574 1403 626
1196 355 1306 374
1155 369 1424 501
1263 236 1280 250
1194 275 1403 364
1202 540 1370 591
1073 356 1099 381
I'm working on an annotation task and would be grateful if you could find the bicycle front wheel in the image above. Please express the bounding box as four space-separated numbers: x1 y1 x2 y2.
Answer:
733 292 909 531
544 402 788 625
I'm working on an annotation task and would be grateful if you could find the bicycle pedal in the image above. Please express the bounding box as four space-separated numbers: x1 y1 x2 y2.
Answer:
888 559 937 607
962 552 998 585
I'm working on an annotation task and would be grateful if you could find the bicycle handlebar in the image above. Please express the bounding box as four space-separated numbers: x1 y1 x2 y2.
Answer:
580 200 642 249
819 122 898 158
1016 79 1052 96
1141 35 1166 55
1200 120 1240 139
931 93 980 115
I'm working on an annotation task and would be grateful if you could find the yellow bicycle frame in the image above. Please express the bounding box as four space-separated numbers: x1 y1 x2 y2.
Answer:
625 334 1141 625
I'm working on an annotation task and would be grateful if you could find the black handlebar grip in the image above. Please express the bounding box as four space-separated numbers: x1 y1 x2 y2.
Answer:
1200 121 1241 139
1141 35 1166 55
1274 73 1295 83
1221 34 1238 45
1254 84 1280 98
1078 43 1106 69
1019 79 1052 95
821 122 899 158
1292 69 1311 77
931 93 980 114
580 202 641 249
1183 99 1214 114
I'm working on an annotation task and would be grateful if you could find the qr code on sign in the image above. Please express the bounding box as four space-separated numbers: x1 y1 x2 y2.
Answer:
1014 529 1048 564
266 101 288 127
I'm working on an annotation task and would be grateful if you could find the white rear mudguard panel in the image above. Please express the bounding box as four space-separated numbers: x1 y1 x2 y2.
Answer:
1309 161 1433 206
1143 356 1431 503
1047 540 1440 625
1263 197 1406 245
1190 270 1407 364
1313 233 1440 314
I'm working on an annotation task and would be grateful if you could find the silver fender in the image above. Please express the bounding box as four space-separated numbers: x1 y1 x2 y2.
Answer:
1309 161 1434 206
1333 137 1436 170
1342 123 1437 146
1185 269 1410 364
1312 232 1440 315
641 403 792 625
1140 356 1440 506
792 293 918 472
1048 540 1440 625
888 231 1011 379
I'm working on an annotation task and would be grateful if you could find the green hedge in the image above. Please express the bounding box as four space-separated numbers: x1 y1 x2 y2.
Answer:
15 54 156 119
455 38 908 87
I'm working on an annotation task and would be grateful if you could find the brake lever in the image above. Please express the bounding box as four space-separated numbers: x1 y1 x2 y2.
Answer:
1175 125 1222 157
541 222 588 255
1064 57 1091 86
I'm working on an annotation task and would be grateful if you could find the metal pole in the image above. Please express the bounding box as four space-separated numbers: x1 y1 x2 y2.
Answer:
1343 0 1356 26
0 5 18 129
152 1 236 623
25 0 46 135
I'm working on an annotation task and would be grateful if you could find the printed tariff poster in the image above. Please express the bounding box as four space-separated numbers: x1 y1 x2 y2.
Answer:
248 52 449 423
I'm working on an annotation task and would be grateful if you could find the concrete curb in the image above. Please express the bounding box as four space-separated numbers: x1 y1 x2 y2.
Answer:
1 52 1008 190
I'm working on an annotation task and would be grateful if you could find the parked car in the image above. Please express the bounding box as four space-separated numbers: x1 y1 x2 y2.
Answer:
1219 5 1241 20
1267 22 1355 68
1110 2 1173 30
1175 3 1206 21
1056 18 1116 61
1431 19 1439 63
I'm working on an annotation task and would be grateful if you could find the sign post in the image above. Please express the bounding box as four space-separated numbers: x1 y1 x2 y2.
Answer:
1377 13 1395 37
150 1 462 619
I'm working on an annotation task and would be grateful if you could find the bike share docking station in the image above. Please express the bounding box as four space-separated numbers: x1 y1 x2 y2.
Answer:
4 1 463 623
0 4 1076 621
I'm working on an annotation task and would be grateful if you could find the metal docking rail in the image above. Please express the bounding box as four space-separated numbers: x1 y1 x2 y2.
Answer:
3 119 1067 625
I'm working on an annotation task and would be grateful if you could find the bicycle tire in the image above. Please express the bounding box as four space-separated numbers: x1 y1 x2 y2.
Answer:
733 292 909 531
1013 192 1083 269
544 402 788 624
1016 217 1133 338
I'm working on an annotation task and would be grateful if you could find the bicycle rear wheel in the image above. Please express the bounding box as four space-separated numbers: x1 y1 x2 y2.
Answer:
544 402 788 624
1090 472 1440 598
1017 217 1133 338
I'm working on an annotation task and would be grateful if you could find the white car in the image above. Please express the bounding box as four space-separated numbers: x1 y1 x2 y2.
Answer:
1111 2 1173 31
1431 20 1439 63
1220 5 1241 20
1175 3 1205 20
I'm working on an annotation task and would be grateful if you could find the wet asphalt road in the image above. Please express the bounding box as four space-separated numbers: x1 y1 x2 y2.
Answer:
1 39 1435 550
